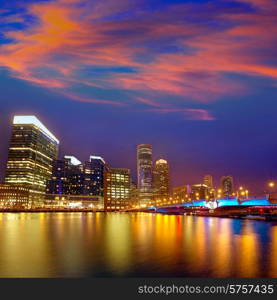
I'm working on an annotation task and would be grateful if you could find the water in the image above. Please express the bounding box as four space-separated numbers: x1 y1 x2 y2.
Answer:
0 212 276 277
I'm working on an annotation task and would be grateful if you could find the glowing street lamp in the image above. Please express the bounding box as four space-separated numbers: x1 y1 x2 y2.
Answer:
268 182 275 188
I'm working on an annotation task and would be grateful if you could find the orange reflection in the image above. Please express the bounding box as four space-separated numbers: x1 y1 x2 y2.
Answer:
235 222 260 277
211 219 233 277
0 212 271 277
269 226 277 277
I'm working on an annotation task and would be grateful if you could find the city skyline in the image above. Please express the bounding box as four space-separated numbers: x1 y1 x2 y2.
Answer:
0 114 275 193
0 0 277 193
1 114 260 212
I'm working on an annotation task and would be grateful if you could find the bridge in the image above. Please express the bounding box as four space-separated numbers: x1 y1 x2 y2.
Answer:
138 197 277 220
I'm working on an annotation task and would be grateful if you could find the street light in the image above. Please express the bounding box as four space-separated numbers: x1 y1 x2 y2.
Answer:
268 182 275 188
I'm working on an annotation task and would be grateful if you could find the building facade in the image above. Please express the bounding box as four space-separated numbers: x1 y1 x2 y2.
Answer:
173 184 190 203
221 176 234 197
203 175 213 188
44 194 103 210
137 144 153 206
0 184 30 209
5 115 59 207
83 156 106 196
46 155 105 209
153 159 170 199
104 168 131 211
46 155 83 195
191 184 209 201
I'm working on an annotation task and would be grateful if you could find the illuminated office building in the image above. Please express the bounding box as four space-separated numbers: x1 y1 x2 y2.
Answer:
0 184 30 209
5 116 59 206
46 155 83 195
153 159 170 198
137 144 153 206
104 168 131 211
129 182 139 208
46 155 104 209
173 184 190 203
83 156 106 196
191 184 209 200
221 176 234 197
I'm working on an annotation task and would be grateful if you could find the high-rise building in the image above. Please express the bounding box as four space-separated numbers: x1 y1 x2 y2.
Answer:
137 144 153 206
46 155 83 195
104 168 131 211
220 176 234 197
5 116 59 206
203 175 213 188
46 155 105 209
153 159 170 198
83 156 106 196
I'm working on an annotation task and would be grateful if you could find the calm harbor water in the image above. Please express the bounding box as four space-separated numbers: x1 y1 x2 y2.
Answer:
0 212 276 278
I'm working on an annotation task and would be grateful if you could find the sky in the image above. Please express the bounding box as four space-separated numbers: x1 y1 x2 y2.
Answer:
0 0 277 193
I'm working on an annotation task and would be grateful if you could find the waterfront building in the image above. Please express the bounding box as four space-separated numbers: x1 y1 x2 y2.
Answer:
104 168 131 211
46 155 83 195
5 116 59 207
83 156 106 196
129 182 139 208
137 144 153 206
46 155 104 209
172 184 190 203
221 176 234 197
0 184 30 209
44 194 104 210
191 184 209 200
153 159 170 199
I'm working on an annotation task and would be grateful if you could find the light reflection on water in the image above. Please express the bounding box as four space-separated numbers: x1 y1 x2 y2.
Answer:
0 212 276 277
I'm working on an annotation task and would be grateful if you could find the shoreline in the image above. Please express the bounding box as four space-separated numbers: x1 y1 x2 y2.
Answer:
0 210 277 221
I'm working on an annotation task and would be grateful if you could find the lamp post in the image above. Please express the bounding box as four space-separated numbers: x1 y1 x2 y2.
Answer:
267 181 275 201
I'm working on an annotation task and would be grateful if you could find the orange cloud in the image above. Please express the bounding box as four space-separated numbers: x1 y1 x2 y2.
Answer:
0 0 276 117
149 108 215 121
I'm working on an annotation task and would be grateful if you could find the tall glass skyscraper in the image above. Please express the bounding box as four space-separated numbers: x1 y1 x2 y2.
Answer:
83 156 106 196
5 116 59 206
46 155 83 195
137 144 153 206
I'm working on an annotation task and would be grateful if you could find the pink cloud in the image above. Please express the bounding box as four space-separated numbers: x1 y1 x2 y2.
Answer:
0 0 276 115
149 108 215 121
59 91 125 106
134 97 162 107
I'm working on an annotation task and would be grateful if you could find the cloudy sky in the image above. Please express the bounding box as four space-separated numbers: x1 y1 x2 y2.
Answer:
0 0 277 192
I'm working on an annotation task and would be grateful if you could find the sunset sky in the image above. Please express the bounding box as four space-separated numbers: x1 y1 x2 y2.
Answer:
0 0 277 192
